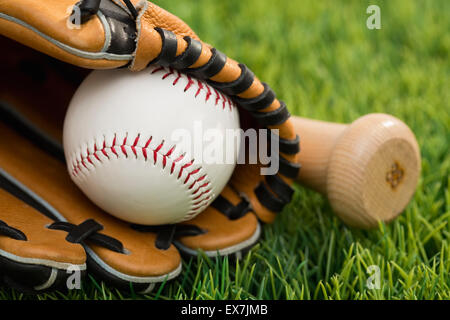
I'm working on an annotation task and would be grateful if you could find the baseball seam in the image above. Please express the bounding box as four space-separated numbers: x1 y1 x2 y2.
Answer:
68 65 238 221
70 133 213 220
152 66 236 111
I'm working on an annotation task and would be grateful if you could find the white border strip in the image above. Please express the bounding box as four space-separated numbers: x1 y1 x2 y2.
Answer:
174 223 261 257
0 13 133 61
0 248 86 271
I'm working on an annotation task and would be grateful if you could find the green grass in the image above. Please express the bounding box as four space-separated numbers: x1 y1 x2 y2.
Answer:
1 0 449 300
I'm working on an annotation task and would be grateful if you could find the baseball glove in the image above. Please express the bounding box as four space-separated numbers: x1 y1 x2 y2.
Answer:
0 182 87 293
0 0 301 291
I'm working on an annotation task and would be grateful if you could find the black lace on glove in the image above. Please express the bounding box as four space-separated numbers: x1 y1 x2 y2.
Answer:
73 0 138 24
48 219 126 254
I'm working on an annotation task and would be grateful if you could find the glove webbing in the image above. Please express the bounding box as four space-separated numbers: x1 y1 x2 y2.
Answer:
73 0 138 23
152 28 300 215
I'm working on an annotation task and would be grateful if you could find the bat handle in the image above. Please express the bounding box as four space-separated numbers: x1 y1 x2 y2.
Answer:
292 114 421 229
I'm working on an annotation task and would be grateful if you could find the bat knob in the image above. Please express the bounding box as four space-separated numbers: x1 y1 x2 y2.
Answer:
326 113 421 229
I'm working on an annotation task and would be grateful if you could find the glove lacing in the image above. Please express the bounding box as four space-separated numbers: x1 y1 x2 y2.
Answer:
73 0 138 24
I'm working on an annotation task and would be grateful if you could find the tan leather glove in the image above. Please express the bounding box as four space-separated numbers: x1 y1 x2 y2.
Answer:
0 185 87 293
0 0 301 221
0 0 301 290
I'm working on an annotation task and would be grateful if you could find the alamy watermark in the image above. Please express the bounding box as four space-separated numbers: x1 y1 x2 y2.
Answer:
66 265 82 290
171 123 280 176
366 5 382 30
366 265 381 290
66 5 81 30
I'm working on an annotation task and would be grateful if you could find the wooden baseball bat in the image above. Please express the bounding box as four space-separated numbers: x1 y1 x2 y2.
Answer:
291 113 421 229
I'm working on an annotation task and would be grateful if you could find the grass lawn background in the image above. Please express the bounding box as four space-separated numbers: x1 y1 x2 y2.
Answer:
1 0 449 300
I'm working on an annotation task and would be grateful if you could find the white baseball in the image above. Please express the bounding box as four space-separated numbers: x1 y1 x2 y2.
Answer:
63 65 240 225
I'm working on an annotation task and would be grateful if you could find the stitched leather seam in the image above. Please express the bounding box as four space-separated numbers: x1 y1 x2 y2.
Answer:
151 66 236 111
70 133 213 220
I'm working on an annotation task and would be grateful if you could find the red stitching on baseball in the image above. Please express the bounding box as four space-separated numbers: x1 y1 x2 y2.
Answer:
178 160 193 179
151 66 164 74
195 80 203 97
166 146 175 157
111 134 118 158
220 92 227 109
102 140 109 159
142 147 148 161
193 189 210 201
87 152 93 165
70 65 235 219
213 88 220 106
154 141 164 165
131 134 140 158
184 168 200 184
184 75 194 92
192 182 211 195
205 85 212 102
162 67 174 79
94 153 101 163
173 71 182 85
171 153 185 174
191 196 212 211
228 97 233 111
121 136 128 158
189 174 206 190
150 66 232 110
70 132 213 218
93 145 102 163
144 136 152 148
